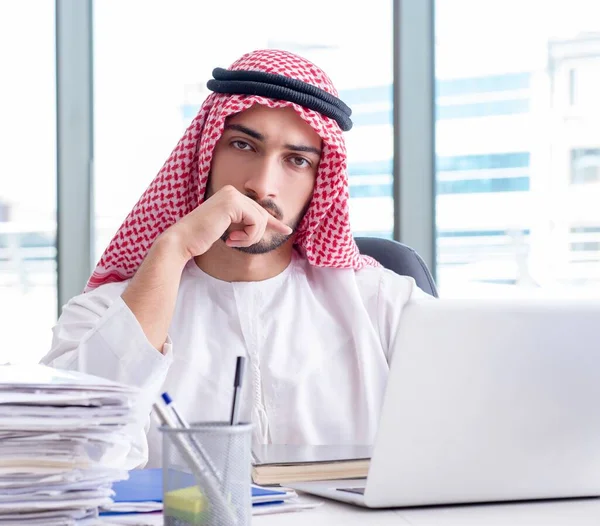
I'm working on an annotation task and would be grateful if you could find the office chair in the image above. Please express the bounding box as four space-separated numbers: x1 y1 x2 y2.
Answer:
354 237 439 297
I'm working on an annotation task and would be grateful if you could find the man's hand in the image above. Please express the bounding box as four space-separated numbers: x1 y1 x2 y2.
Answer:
123 185 292 352
163 185 293 261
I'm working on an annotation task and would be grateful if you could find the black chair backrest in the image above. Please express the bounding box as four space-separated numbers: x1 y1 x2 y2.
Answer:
354 237 438 297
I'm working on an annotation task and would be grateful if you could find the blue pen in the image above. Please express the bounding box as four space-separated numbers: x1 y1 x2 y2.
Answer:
153 402 237 525
161 392 221 483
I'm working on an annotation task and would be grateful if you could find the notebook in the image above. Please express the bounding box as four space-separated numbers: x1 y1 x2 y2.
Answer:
105 468 163 513
251 445 372 485
100 468 293 516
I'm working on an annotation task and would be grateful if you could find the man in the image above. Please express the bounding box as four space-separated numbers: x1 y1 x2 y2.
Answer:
42 49 428 469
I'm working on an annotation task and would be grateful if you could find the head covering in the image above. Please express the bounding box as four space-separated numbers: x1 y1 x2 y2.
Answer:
87 49 379 291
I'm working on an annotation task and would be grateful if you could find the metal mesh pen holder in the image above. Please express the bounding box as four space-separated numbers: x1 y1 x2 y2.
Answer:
160 422 253 526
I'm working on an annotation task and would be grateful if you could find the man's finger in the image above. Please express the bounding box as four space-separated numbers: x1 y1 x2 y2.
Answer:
228 230 250 242
266 215 293 235
240 195 292 235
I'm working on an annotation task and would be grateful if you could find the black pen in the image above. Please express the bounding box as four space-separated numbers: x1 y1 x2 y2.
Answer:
230 356 246 425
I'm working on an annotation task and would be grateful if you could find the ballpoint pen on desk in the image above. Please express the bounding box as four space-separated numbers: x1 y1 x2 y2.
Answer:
161 392 221 483
223 356 252 489
230 356 246 425
228 357 258 464
152 401 238 525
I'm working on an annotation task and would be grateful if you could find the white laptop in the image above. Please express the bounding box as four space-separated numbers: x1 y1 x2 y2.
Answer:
290 298 600 508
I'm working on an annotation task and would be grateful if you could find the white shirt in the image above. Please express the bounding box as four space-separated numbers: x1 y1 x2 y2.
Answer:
42 252 428 469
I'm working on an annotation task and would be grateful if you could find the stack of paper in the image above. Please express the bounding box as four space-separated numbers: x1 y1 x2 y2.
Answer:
0 364 140 526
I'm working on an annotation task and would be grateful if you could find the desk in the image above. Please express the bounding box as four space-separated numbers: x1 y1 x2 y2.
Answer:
255 493 600 525
102 495 600 525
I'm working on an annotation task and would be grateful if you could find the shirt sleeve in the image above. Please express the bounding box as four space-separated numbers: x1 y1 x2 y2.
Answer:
40 281 174 469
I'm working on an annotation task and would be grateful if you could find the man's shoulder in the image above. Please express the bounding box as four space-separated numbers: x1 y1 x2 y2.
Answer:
353 264 418 295
300 256 418 297
74 279 130 305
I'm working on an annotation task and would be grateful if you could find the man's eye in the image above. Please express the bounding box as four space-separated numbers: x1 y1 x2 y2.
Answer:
231 140 252 151
290 156 310 168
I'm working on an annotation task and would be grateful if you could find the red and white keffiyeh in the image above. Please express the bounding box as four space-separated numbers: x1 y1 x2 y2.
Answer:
87 49 378 291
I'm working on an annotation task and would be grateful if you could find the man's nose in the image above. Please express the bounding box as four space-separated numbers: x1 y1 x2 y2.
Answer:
243 157 279 200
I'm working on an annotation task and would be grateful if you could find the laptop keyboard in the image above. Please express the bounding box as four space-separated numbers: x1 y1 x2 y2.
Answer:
337 487 366 495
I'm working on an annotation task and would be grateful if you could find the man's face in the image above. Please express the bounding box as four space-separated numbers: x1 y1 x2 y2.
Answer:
207 104 322 254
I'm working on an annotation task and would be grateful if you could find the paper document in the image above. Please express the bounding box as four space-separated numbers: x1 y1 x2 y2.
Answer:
0 364 138 525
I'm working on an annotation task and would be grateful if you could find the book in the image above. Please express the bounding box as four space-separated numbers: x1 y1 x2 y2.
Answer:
251 444 372 485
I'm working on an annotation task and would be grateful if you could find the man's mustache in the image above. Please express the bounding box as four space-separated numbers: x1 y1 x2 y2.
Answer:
245 192 284 221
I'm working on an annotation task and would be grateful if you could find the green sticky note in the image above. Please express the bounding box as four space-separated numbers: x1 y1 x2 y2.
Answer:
164 485 209 524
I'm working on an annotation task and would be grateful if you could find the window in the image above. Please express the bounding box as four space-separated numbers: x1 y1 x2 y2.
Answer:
93 0 395 261
571 226 600 234
436 152 530 194
571 241 600 252
438 229 532 288
438 73 531 96
438 152 530 172
571 149 600 184
437 72 531 120
569 68 577 106
350 182 393 198
569 225 600 268
438 99 530 120
0 1 56 362
435 0 600 298
437 177 529 194
567 61 600 110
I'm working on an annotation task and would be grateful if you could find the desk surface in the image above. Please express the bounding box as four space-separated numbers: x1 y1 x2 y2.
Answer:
255 493 600 525
101 494 600 525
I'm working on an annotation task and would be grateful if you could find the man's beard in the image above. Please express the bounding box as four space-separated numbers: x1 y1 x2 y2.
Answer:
205 183 309 255
220 199 302 255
